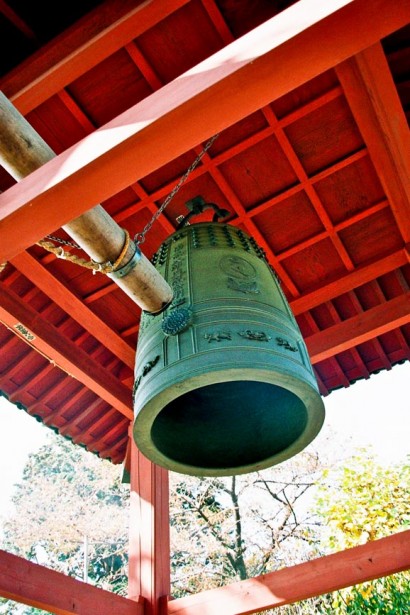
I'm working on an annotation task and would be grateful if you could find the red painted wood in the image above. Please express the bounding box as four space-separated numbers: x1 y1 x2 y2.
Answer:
126 42 163 90
0 284 133 419
11 251 135 368
336 43 410 243
208 165 299 294
168 530 410 615
128 435 170 615
201 0 234 44
0 549 143 615
290 249 408 314
4 0 191 114
1 0 409 262
263 106 354 271
306 291 410 363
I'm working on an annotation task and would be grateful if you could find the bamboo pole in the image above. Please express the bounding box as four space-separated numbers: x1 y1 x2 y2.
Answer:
0 92 173 314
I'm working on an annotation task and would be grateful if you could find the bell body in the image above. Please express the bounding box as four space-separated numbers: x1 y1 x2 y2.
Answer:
133 222 325 476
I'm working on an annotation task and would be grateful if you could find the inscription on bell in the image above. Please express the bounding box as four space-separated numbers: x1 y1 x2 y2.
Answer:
204 332 232 343
276 337 298 352
170 242 187 307
220 255 260 294
133 354 160 398
239 330 271 342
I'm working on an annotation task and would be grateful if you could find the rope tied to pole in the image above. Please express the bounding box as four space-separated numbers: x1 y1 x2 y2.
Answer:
36 228 131 275
0 134 219 278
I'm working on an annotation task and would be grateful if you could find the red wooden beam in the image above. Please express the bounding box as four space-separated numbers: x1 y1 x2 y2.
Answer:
306 291 410 364
2 0 190 114
11 251 136 368
167 530 410 615
0 283 133 419
0 0 409 261
0 549 143 615
336 43 410 243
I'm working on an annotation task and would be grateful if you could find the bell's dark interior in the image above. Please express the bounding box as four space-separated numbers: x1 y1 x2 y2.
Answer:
151 381 308 471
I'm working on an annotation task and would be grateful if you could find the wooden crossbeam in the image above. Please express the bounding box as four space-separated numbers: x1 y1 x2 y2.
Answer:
336 43 410 243
307 291 410 364
0 0 409 262
167 530 410 615
0 549 143 615
0 283 133 419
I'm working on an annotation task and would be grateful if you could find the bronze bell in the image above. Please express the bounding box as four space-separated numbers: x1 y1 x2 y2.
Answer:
133 201 325 476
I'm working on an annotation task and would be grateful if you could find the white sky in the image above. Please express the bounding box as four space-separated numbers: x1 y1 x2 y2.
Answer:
0 361 409 521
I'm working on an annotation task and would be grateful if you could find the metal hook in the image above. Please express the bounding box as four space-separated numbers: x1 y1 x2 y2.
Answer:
177 196 230 229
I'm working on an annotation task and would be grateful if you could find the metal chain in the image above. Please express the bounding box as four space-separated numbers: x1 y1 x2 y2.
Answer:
45 234 81 249
134 133 219 245
34 133 219 272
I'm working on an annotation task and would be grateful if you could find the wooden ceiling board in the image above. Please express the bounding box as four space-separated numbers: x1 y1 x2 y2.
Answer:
338 208 403 266
271 70 340 119
205 111 270 156
218 135 299 209
254 190 325 253
313 154 386 225
281 237 348 292
68 50 153 127
26 96 90 154
136 0 225 84
282 96 364 176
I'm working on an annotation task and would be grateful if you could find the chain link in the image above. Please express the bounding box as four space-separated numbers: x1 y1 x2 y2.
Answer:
45 234 81 249
134 133 219 245
33 134 219 272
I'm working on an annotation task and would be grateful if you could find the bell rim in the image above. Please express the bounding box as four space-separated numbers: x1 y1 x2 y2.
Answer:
133 368 325 477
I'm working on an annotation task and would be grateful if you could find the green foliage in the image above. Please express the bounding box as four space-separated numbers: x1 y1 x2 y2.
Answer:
327 575 410 614
316 452 410 549
0 599 46 615
313 452 410 614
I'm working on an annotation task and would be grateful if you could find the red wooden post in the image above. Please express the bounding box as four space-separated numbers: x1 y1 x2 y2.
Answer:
128 429 170 615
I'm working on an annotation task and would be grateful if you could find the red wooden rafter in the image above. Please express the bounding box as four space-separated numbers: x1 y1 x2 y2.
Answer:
0 284 133 419
9 255 136 369
336 43 410 244
1 0 408 262
307 291 410 364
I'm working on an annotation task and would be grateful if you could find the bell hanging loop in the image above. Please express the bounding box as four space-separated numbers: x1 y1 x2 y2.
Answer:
176 196 231 228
